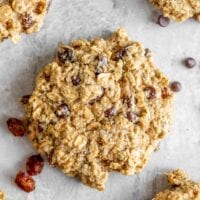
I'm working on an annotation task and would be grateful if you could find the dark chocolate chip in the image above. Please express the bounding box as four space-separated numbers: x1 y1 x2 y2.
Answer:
20 95 31 104
144 86 156 99
57 46 75 64
157 15 170 27
185 57 196 68
56 103 70 118
71 74 81 86
104 106 116 118
170 81 182 92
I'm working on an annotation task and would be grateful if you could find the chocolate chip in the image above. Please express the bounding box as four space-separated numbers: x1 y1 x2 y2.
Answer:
57 46 75 64
56 103 70 118
20 95 31 104
157 15 170 27
22 13 34 29
162 87 172 99
170 81 182 92
126 111 137 122
144 48 151 57
144 86 156 99
185 57 196 68
115 48 128 60
71 74 81 86
105 106 116 117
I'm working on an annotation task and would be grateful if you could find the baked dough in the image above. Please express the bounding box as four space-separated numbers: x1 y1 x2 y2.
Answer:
23 29 173 190
150 0 200 22
153 169 200 199
0 191 5 200
0 0 49 43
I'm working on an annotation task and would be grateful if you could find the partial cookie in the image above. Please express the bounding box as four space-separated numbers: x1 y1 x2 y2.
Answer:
23 29 173 190
153 169 200 199
0 0 50 43
0 191 5 200
150 0 200 22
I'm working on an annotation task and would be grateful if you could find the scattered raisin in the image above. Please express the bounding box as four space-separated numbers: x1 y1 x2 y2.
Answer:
105 106 116 117
126 111 137 122
20 95 31 104
56 103 70 118
7 118 25 137
95 55 107 75
71 74 81 86
22 13 34 29
57 46 75 64
124 96 134 108
15 171 35 192
144 86 156 100
26 155 44 176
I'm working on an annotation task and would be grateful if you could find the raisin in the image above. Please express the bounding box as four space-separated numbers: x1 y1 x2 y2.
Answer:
126 111 137 122
56 104 70 118
90 88 105 104
57 46 75 64
38 123 45 132
144 86 156 100
35 1 46 14
22 13 34 29
124 96 134 108
170 81 181 92
71 74 81 86
95 55 107 75
20 95 31 104
15 171 35 192
105 106 116 117
144 48 151 57
162 87 172 99
26 155 44 176
115 48 128 60
7 118 25 137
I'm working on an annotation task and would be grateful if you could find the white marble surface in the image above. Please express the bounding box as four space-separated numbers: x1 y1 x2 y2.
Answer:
0 0 200 199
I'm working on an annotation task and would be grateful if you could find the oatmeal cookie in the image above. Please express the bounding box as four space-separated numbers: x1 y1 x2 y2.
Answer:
0 191 5 200
153 169 200 199
23 29 173 190
0 0 50 43
150 0 200 22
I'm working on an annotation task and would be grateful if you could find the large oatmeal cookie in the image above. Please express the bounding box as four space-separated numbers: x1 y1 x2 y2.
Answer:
150 0 200 22
0 0 50 43
23 29 173 190
0 191 5 200
153 170 200 199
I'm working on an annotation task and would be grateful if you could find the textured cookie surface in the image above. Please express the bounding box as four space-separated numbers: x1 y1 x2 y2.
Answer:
150 0 200 22
153 170 200 199
0 191 5 200
23 29 173 190
0 0 49 43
